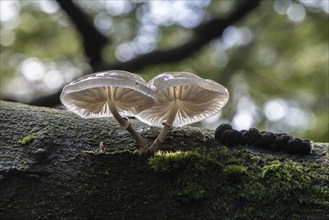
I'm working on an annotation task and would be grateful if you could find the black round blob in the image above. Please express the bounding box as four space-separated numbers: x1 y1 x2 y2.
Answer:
220 129 234 146
231 130 243 145
244 128 261 145
287 138 304 154
257 132 276 149
214 124 312 155
215 123 233 141
284 136 313 155
240 130 249 145
300 140 312 155
275 134 291 151
220 129 242 146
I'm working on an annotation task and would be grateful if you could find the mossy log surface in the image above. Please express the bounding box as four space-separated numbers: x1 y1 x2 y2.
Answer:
0 101 328 220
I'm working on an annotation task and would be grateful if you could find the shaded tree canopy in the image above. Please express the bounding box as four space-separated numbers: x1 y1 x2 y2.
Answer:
0 0 328 141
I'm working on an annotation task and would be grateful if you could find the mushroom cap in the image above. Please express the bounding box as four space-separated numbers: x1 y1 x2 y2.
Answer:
60 70 156 118
135 72 229 127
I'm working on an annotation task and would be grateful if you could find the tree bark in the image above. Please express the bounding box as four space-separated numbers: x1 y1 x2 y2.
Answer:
0 101 328 220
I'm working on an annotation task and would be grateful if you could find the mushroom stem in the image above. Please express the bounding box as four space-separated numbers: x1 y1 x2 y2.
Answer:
149 103 178 153
108 102 148 153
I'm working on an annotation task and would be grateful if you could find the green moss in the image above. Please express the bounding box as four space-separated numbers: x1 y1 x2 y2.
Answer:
148 150 206 173
239 160 317 219
148 150 222 203
223 164 247 182
261 160 282 178
146 147 328 218
18 133 36 145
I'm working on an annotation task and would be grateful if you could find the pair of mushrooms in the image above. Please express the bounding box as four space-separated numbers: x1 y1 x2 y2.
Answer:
60 70 229 154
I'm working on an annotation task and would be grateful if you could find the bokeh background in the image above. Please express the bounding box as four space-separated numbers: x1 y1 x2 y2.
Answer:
0 0 328 142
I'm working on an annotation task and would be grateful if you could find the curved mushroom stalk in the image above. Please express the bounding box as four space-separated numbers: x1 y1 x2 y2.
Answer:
136 72 230 153
60 70 156 154
108 101 148 152
149 103 178 152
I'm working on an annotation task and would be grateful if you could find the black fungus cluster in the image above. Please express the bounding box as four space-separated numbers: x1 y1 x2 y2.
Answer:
215 124 312 155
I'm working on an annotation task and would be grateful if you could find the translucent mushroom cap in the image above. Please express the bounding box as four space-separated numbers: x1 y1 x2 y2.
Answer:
60 70 156 118
136 72 229 127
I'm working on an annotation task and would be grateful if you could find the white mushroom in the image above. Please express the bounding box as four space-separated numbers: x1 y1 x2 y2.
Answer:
60 70 156 153
135 72 229 152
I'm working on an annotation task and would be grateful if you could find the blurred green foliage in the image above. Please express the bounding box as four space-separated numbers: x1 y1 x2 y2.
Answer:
0 0 328 141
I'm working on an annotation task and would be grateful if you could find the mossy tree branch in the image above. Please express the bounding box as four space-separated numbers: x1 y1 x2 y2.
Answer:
0 101 328 219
